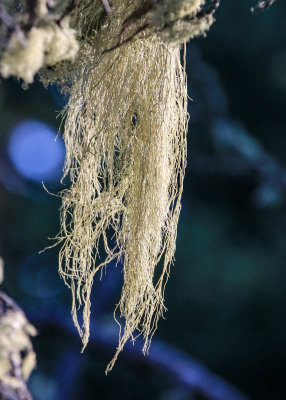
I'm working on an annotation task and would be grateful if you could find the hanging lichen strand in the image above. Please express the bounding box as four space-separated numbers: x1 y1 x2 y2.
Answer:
37 0 217 372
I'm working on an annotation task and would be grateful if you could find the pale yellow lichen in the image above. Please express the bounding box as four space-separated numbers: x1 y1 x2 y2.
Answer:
158 15 214 46
40 0 188 372
42 18 79 66
150 0 215 45
0 29 47 83
0 18 78 83
0 0 216 378
0 306 36 394
22 351 37 380
151 0 203 23
0 261 36 396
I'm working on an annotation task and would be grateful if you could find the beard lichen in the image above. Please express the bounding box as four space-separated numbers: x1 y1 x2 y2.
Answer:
0 0 218 372
60 38 188 372
51 2 188 372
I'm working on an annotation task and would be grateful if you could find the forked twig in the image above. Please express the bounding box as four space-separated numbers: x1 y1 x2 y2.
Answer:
251 0 277 12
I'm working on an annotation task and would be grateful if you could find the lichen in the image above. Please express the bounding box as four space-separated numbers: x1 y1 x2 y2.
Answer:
151 0 203 24
0 0 218 373
150 0 215 45
158 14 214 46
0 261 36 399
41 0 188 372
0 18 78 83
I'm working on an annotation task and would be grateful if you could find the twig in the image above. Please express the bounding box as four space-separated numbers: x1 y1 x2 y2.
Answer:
102 23 149 55
0 291 23 313
23 0 39 31
193 0 220 20
102 0 112 15
0 4 20 48
251 0 277 13
0 5 17 30
57 0 80 26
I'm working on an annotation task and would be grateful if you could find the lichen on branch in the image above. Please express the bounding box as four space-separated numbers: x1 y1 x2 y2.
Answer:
0 0 219 373
0 0 78 83
0 259 36 400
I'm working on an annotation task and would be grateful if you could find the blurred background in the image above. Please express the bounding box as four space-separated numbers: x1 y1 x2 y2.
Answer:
0 1 286 399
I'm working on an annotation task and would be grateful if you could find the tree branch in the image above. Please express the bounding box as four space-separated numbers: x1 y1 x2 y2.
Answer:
251 0 277 13
29 308 249 400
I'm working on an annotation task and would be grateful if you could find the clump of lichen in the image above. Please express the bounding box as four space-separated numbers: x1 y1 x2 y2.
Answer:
0 17 78 83
0 259 36 400
39 0 219 372
42 0 188 372
150 0 215 46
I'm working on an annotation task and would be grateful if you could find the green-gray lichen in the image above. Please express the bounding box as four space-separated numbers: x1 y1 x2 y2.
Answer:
150 0 215 45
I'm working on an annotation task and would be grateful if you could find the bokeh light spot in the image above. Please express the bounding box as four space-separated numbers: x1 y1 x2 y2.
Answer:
8 120 65 182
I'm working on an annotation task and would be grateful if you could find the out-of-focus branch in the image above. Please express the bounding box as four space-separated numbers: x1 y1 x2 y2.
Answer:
0 5 17 30
29 307 248 400
251 0 277 12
